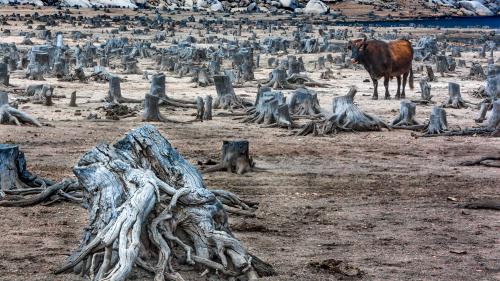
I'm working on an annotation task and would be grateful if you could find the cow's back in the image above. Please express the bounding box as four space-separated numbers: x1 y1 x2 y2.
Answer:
388 40 413 76
362 40 392 79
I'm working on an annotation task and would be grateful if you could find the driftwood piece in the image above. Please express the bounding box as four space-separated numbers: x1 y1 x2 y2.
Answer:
203 140 255 174
56 125 274 280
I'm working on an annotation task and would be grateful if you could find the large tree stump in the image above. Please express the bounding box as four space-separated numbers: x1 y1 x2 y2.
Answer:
244 87 294 128
0 62 9 86
203 140 255 174
0 144 79 206
203 95 213 120
56 125 273 280
423 107 448 135
296 86 388 136
0 92 41 127
107 74 141 103
390 100 423 130
444 82 467 109
265 66 297 90
213 75 250 110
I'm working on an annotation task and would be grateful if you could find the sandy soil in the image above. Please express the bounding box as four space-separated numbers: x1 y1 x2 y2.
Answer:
0 8 499 281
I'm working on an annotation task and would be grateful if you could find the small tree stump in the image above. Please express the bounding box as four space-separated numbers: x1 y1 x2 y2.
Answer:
419 78 432 101
204 140 255 174
444 82 467 109
143 93 163 122
195 96 204 121
69 91 77 107
0 92 41 127
213 75 249 110
436 55 448 76
469 62 486 80
390 100 423 129
203 95 212 120
487 99 500 130
265 66 297 90
475 100 490 123
107 74 141 103
287 88 321 116
0 62 9 86
426 65 435 82
424 107 448 135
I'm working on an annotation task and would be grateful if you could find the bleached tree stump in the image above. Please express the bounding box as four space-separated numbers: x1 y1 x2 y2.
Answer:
287 88 321 116
0 144 80 206
390 100 423 130
296 86 388 136
244 87 293 128
107 74 141 103
436 55 448 76
213 75 250 110
56 125 274 280
469 62 486 80
0 62 9 86
204 95 213 120
487 99 500 130
475 100 490 123
265 66 297 90
0 92 41 127
193 67 211 87
195 96 204 121
143 93 163 122
444 82 467 109
203 140 255 174
426 65 435 82
423 107 448 135
419 78 432 101
69 91 77 107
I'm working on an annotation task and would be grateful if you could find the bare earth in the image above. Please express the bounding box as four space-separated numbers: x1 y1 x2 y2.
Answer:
0 7 499 281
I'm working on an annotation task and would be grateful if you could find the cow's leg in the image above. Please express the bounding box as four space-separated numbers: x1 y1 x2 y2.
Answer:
402 71 409 99
372 78 379 100
396 76 401 99
384 75 390 99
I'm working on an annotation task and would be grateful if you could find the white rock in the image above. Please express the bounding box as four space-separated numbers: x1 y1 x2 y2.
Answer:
458 1 494 16
0 0 44 6
304 0 329 14
279 0 298 8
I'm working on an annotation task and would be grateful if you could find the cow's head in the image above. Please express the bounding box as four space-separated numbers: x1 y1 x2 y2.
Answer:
347 37 367 64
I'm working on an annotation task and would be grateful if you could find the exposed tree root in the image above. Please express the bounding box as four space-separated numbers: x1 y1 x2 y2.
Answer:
461 200 500 211
459 156 500 168
56 125 273 281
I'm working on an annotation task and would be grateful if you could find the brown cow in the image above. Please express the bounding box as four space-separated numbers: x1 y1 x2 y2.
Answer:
348 38 414 100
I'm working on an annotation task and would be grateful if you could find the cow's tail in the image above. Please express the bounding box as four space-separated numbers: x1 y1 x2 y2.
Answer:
409 67 414 90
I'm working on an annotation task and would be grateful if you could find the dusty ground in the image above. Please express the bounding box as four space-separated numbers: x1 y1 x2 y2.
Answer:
0 8 499 281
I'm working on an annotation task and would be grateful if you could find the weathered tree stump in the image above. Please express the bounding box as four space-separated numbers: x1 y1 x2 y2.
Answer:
244 87 294 128
0 144 80 206
69 91 77 107
56 125 273 280
436 55 448 76
487 99 500 130
287 88 321 116
419 78 432 101
423 107 448 135
107 74 141 103
203 95 213 120
475 100 490 123
469 62 486 80
390 100 423 130
203 140 255 174
0 62 9 86
265 66 297 90
0 92 41 127
193 67 211 87
444 82 467 109
195 96 204 121
296 86 388 136
213 75 250 110
150 72 167 100
426 65 435 82
143 93 166 122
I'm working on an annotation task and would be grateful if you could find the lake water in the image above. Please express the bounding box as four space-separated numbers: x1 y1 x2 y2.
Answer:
334 16 500 29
